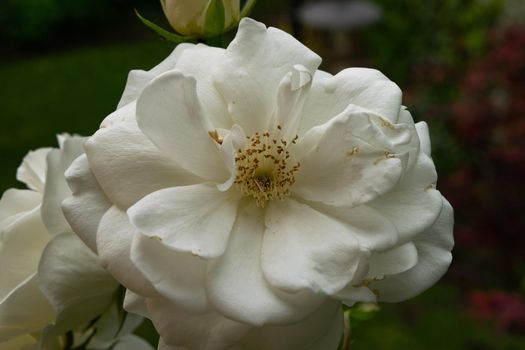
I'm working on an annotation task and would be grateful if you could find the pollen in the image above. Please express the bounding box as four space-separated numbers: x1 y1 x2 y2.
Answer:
234 126 300 207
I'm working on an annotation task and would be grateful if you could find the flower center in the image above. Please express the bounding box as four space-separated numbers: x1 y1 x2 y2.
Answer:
234 128 300 207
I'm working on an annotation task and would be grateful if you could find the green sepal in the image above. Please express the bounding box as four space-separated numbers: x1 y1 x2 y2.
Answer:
204 0 226 36
134 9 197 43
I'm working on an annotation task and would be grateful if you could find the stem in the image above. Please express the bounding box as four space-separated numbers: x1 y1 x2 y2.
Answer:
342 310 352 350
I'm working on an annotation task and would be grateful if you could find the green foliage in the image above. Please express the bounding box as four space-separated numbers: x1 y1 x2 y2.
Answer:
135 10 196 43
0 0 125 43
364 0 503 84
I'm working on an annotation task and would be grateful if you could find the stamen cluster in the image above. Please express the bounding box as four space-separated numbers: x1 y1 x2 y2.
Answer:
234 128 300 207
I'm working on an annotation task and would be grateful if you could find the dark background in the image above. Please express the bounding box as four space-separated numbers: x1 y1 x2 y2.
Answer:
1 0 524 348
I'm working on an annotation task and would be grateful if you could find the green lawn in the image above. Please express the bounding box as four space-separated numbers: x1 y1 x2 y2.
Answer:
0 39 173 191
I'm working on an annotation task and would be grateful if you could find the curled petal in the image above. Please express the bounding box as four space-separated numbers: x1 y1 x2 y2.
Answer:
62 155 111 253
294 106 411 207
131 232 209 313
118 43 194 108
206 202 321 326
214 18 321 135
16 148 51 192
128 183 239 259
299 67 403 134
238 300 343 350
263 199 366 295
97 206 158 297
137 71 229 182
146 297 250 350
85 121 200 210
371 198 454 302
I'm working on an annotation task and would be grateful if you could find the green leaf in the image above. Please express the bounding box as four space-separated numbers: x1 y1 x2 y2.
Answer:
240 0 258 17
204 0 226 36
134 9 196 43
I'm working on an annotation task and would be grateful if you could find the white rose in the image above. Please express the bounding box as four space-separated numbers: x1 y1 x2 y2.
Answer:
63 18 454 350
0 136 151 350
160 0 240 36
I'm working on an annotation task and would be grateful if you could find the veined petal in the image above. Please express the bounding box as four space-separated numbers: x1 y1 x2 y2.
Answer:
294 106 410 207
206 202 321 326
41 136 85 236
299 68 402 134
130 232 209 313
214 18 321 135
118 43 194 108
370 198 454 302
85 122 200 210
136 71 229 182
263 199 366 295
146 297 250 350
96 206 158 297
0 206 49 300
16 148 51 192
62 155 111 253
238 300 343 350
128 184 239 259
37 233 119 335
0 274 54 342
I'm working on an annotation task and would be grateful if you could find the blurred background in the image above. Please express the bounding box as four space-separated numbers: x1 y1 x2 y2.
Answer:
1 0 524 348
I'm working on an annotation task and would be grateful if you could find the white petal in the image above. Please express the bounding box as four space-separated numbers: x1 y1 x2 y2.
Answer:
96 206 158 297
41 136 85 236
299 68 402 134
174 45 233 129
16 148 51 192
415 121 431 157
308 202 398 252
238 300 343 350
136 71 228 181
270 65 312 140
217 125 246 192
371 198 454 302
129 184 239 258
0 274 54 342
369 151 444 243
368 242 418 277
130 232 209 313
0 189 41 227
214 18 321 135
263 199 366 295
118 43 194 108
101 100 138 128
123 290 149 318
146 297 250 350
38 233 119 335
62 154 111 253
0 206 49 300
207 202 324 326
294 106 410 207
85 122 200 209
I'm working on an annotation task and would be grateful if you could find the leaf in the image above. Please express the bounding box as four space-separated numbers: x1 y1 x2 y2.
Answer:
134 9 196 43
204 0 226 36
